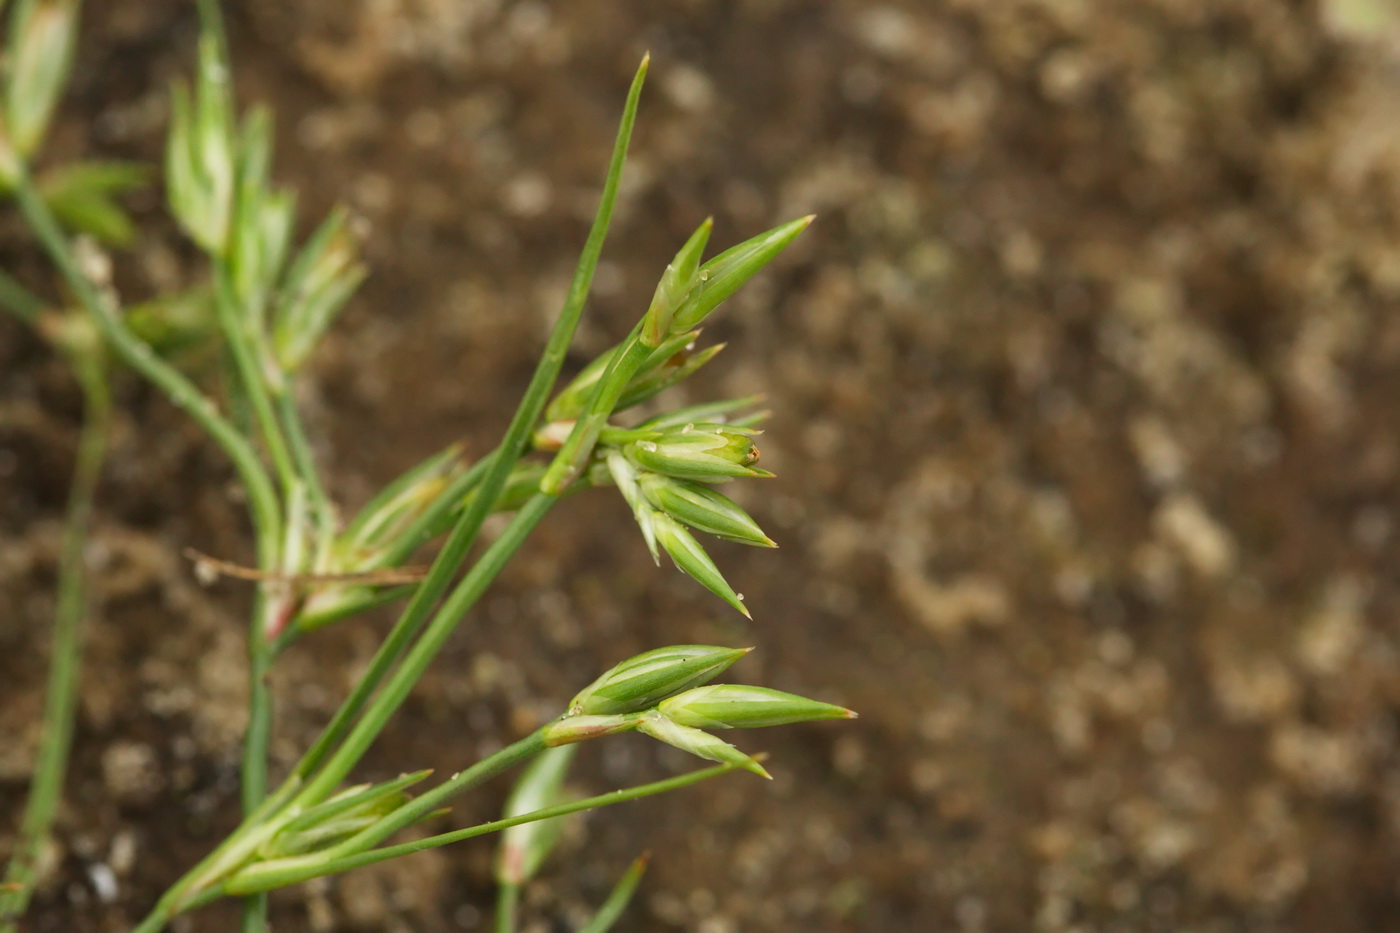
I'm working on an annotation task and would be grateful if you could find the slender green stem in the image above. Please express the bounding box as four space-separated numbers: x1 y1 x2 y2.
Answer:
194 0 228 51
320 731 548 862
293 494 556 805
286 56 647 783
225 760 742 895
211 269 296 510
495 882 520 933
541 326 648 493
0 267 44 324
10 166 282 563
242 594 276 811
273 388 334 541
0 347 109 930
287 585 414 642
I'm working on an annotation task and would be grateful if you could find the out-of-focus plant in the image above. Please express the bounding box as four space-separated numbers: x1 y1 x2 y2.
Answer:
0 1 851 931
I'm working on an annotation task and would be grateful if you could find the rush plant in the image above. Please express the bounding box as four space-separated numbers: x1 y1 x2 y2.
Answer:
0 2 852 931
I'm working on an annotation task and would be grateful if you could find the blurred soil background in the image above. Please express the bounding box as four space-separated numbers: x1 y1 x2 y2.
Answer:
5 0 1400 930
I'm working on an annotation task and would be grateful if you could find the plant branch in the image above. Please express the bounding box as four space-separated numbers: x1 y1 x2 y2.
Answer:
10 165 282 563
225 759 743 895
0 345 109 929
287 54 648 783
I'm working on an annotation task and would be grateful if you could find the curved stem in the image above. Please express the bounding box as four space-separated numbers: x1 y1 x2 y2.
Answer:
211 268 295 513
0 346 109 929
273 388 335 543
10 166 282 563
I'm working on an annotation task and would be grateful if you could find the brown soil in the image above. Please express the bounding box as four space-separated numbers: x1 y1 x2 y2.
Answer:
5 1 1400 930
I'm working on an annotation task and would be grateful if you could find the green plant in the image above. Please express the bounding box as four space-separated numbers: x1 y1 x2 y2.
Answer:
0 2 852 930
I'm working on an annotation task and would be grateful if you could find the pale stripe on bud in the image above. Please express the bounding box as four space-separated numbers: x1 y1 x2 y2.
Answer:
658 685 856 730
636 712 770 779
567 644 751 717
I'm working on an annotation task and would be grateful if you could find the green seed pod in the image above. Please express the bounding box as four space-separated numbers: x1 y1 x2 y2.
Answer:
37 160 149 246
668 215 813 334
640 218 711 347
614 342 724 412
495 746 577 885
541 713 642 746
652 514 751 616
338 442 466 564
568 644 751 717
624 424 770 485
639 396 766 432
658 685 856 730
546 328 700 424
636 713 769 779
165 36 237 253
273 206 366 372
605 450 659 562
5 0 79 160
263 770 431 858
639 472 774 547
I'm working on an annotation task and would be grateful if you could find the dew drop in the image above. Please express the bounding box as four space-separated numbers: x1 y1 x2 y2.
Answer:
639 441 658 452
699 270 711 282
737 593 745 601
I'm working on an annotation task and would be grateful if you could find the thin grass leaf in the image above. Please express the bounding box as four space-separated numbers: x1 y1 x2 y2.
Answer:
579 854 650 933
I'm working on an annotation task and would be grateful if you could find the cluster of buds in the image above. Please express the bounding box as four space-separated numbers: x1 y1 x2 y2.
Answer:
541 646 854 779
166 32 366 377
605 415 773 617
532 214 811 614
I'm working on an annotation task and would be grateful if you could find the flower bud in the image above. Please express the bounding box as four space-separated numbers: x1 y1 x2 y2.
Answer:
263 770 430 858
5 0 79 159
639 473 775 547
637 712 769 779
640 218 711 346
606 450 658 562
624 424 771 484
651 513 750 616
668 215 813 334
657 685 856 730
614 342 724 412
273 206 366 372
541 713 641 746
568 645 750 717
496 746 576 885
337 442 465 565
546 328 701 423
639 395 765 433
166 36 236 254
